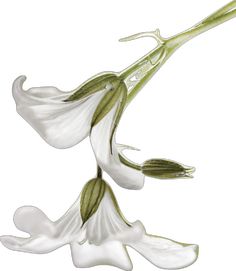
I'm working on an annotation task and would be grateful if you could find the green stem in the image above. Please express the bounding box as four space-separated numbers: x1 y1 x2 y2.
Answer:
97 165 102 178
122 1 236 105
195 0 236 26
169 6 236 46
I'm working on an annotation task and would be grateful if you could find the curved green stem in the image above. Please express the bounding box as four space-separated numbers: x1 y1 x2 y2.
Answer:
121 1 236 105
97 165 103 178
195 0 236 26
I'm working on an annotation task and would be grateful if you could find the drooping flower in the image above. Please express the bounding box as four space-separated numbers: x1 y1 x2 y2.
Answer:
12 73 194 190
0 178 198 270
12 73 120 149
90 93 195 189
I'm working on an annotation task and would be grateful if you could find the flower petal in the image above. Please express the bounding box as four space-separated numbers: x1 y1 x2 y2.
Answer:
85 188 130 245
13 206 55 236
0 197 83 253
85 186 198 271
12 76 107 149
90 101 144 190
125 221 199 270
71 240 132 271
0 235 65 254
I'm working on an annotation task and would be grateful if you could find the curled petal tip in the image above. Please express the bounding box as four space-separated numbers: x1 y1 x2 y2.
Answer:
13 75 27 85
0 235 20 250
12 75 27 90
193 244 199 255
12 75 27 101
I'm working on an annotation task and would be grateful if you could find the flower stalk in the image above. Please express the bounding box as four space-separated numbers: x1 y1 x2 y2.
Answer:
120 0 236 105
2 3 236 269
10 1 236 190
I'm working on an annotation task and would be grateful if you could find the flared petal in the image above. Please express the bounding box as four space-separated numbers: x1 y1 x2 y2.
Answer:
71 240 132 271
85 181 198 270
1 179 198 269
90 102 144 190
0 235 67 254
12 76 107 149
85 188 130 245
0 197 83 253
124 221 198 270
72 184 132 270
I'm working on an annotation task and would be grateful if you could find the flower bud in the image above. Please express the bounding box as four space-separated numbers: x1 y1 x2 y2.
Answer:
80 178 106 225
142 159 195 179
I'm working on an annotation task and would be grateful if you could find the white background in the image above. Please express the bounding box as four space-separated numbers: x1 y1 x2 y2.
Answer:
0 0 235 270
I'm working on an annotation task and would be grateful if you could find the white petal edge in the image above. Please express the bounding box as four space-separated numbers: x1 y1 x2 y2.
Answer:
90 101 144 190
0 196 83 253
86 192 198 271
85 189 130 245
0 189 198 270
71 241 133 271
13 76 108 149
124 221 199 270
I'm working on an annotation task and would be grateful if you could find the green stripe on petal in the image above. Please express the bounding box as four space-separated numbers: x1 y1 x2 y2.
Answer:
65 73 118 102
80 178 106 225
91 79 127 128
106 183 130 226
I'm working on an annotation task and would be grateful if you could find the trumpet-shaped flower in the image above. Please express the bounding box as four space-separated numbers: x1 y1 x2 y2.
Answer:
12 73 118 149
12 74 194 190
0 178 198 270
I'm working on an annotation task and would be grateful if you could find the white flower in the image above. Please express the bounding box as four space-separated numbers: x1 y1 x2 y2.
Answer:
0 179 198 270
12 75 194 190
12 75 112 149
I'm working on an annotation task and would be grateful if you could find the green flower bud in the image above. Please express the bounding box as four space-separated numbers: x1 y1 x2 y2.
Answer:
91 80 127 128
80 178 106 225
142 159 195 179
80 177 130 226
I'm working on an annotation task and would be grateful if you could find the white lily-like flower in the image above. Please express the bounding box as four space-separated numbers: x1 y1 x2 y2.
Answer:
0 178 198 270
12 74 145 190
11 1 236 190
12 74 116 149
13 74 194 190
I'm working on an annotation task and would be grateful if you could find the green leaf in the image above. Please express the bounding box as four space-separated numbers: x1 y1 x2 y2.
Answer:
80 178 106 225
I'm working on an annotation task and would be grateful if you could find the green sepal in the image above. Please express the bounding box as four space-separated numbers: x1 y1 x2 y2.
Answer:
64 73 118 102
80 178 106 225
142 159 195 179
91 80 127 128
118 153 141 171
